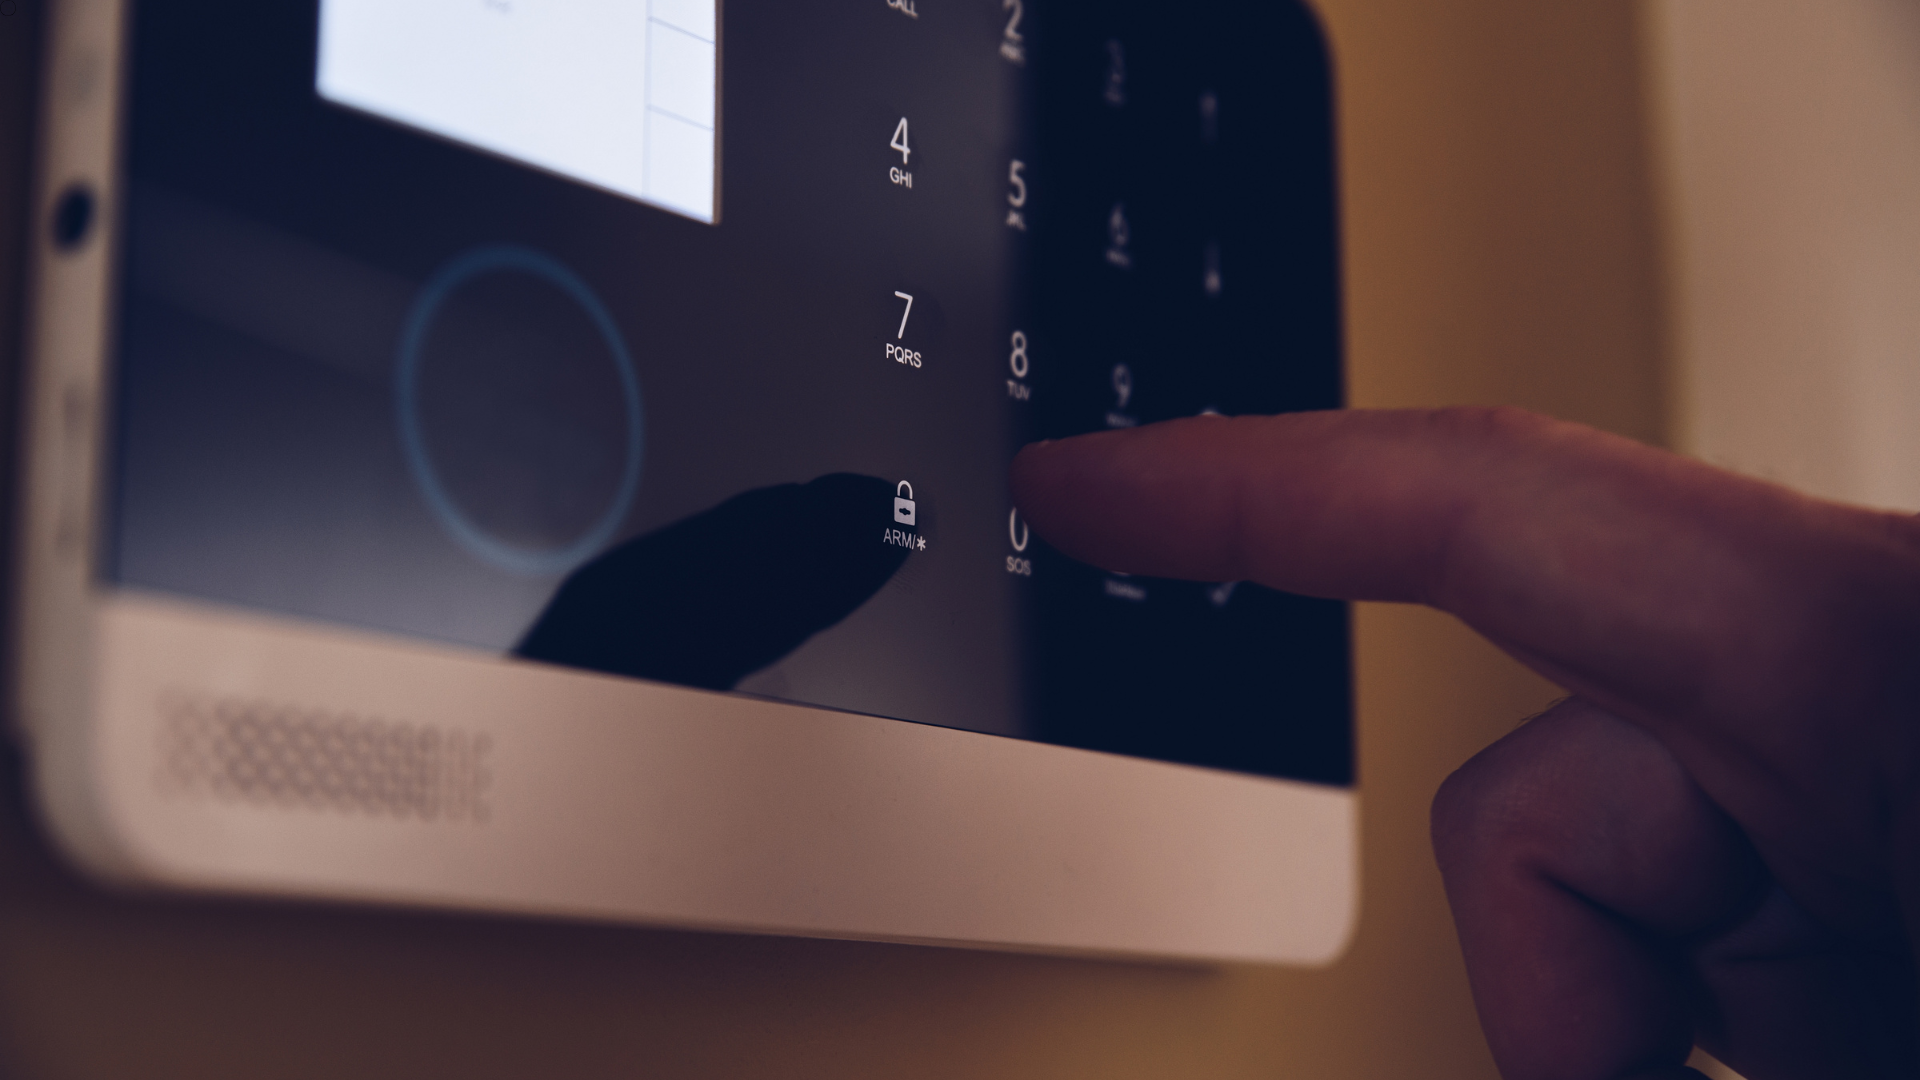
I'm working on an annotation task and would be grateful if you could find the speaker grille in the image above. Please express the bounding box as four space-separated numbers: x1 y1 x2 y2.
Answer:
157 693 491 823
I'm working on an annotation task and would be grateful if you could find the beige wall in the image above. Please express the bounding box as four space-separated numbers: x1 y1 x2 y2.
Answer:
0 1 1663 1076
1648 0 1920 512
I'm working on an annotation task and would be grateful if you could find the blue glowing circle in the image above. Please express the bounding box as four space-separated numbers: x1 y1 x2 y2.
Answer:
396 245 644 577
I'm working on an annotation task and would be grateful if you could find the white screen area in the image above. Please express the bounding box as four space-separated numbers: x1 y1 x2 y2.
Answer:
317 0 718 223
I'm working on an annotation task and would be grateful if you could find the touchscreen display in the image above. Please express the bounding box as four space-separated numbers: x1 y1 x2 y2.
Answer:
108 0 1352 785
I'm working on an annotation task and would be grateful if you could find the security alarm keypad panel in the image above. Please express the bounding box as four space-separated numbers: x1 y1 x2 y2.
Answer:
18 0 1353 962
106 0 1349 784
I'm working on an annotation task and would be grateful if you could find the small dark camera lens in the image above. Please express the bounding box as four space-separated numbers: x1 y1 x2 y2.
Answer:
51 184 95 251
0 3 20 17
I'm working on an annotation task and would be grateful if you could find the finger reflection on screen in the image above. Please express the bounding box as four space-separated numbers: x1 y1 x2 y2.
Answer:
515 474 911 691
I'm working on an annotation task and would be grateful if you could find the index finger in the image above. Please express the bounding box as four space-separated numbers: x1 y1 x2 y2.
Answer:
1009 407 1920 729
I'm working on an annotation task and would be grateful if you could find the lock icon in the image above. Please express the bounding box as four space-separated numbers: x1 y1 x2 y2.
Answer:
893 481 917 526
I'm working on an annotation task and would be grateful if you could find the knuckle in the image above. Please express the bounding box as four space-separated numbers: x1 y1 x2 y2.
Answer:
1429 744 1523 869
1430 699 1587 866
1426 404 1552 450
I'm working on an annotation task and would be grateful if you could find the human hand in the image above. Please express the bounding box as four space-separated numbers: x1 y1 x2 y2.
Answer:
1011 408 1920 1079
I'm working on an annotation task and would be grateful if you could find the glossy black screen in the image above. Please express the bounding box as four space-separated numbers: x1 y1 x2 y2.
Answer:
108 0 1353 785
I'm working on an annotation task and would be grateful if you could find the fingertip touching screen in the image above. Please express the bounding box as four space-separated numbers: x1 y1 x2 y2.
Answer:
108 0 1353 786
